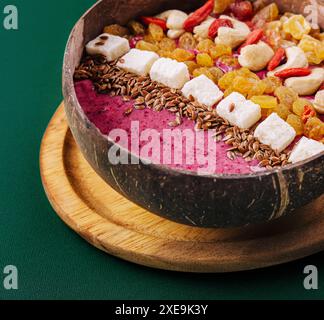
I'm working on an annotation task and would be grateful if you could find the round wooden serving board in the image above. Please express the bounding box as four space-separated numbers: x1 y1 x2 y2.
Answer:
40 104 324 273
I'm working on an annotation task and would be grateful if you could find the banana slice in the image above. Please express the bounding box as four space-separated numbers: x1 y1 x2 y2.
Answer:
238 41 274 71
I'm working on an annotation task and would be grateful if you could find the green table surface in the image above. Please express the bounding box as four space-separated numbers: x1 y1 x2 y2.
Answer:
0 0 323 300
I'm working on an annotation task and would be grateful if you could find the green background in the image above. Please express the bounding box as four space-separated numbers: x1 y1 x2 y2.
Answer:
0 0 323 300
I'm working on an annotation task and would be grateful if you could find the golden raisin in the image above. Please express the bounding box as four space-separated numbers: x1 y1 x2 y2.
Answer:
269 103 291 120
193 68 217 83
178 32 197 50
226 76 266 99
148 23 164 41
136 40 159 52
217 55 240 68
172 48 195 62
274 86 298 109
209 44 232 59
143 33 158 44
250 95 278 109
196 39 216 53
286 114 304 135
184 61 200 74
292 98 313 116
159 37 177 51
304 117 324 141
127 20 145 35
218 70 237 90
157 50 173 58
103 24 130 37
219 67 264 96
196 53 214 67
262 76 282 94
208 67 224 83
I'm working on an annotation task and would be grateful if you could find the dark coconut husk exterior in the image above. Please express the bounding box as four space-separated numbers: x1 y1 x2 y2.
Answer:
63 0 324 228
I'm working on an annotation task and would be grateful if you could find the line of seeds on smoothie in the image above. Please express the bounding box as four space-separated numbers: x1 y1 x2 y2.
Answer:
74 0 324 167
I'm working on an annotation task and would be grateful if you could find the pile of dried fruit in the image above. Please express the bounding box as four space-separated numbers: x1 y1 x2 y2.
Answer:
75 0 324 167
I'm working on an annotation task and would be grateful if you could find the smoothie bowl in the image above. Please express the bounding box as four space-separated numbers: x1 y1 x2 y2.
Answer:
63 0 324 228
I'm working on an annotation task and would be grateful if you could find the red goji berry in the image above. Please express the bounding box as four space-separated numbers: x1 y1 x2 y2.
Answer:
245 20 255 30
267 47 286 71
238 29 264 52
208 18 233 38
141 17 167 31
274 68 311 79
302 105 317 124
183 0 214 32
230 1 253 21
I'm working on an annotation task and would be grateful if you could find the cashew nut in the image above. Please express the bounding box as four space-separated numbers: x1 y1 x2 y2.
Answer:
268 46 308 76
166 10 188 30
314 90 324 114
220 15 251 36
215 15 251 48
156 10 188 32
215 28 247 49
157 9 187 39
284 68 324 96
155 10 174 20
238 41 274 71
193 16 215 39
167 29 185 39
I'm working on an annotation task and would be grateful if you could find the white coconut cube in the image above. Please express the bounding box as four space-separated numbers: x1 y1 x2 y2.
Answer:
216 92 261 129
117 49 159 76
289 137 324 163
86 33 130 62
181 75 224 108
150 58 190 89
254 113 296 153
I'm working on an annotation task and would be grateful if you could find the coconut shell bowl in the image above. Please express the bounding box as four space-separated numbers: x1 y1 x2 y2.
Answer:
61 0 324 230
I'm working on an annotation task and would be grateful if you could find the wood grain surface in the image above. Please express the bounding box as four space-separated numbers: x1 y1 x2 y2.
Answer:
40 104 324 272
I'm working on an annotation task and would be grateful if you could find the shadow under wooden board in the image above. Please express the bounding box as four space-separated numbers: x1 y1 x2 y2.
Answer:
40 103 324 273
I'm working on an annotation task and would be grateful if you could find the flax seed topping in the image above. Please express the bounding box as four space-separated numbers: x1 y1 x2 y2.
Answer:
74 55 293 168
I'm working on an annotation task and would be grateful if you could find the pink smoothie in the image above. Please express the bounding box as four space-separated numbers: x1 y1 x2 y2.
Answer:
75 80 260 174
